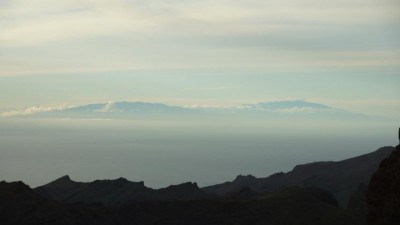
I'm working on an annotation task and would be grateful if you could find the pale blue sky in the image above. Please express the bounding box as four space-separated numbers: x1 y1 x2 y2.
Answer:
1 0 400 187
0 0 399 118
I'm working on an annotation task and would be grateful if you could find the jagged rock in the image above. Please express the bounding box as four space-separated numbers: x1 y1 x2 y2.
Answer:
35 177 210 205
367 144 400 225
0 181 366 225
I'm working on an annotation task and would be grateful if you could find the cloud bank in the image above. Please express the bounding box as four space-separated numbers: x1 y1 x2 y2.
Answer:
0 0 399 75
1 104 75 117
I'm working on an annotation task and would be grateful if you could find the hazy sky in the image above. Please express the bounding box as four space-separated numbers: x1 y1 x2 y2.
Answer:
1 0 400 187
0 0 399 118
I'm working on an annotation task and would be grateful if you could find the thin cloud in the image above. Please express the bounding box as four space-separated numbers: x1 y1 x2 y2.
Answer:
1 104 75 117
275 107 318 113
185 86 239 92
0 0 399 75
182 104 237 109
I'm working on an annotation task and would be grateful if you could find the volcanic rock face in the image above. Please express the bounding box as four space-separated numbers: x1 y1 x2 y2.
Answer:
367 144 400 225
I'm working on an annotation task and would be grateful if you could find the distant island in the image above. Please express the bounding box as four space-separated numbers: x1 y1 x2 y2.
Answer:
2 100 392 122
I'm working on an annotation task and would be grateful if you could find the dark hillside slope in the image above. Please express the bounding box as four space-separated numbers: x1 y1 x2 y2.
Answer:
1 181 365 225
367 144 400 225
35 177 210 205
203 146 395 206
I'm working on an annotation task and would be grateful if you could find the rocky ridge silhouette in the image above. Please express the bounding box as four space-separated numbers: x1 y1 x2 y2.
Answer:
0 181 365 225
203 146 394 206
2 142 398 225
35 176 210 205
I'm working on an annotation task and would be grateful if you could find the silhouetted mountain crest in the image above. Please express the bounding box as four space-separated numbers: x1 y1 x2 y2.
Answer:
90 177 144 186
292 161 335 173
145 182 211 202
35 177 210 205
163 182 199 190
233 174 257 183
0 181 34 197
204 146 395 206
44 175 78 188
0 180 366 225
59 175 71 181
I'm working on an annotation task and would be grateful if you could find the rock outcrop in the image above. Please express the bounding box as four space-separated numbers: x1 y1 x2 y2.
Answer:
367 144 400 225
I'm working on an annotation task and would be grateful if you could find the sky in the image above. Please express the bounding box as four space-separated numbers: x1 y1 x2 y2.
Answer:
1 0 400 187
0 0 399 118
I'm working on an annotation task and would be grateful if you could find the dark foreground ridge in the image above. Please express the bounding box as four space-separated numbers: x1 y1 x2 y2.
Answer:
0 181 365 225
33 147 394 207
203 146 394 207
367 143 400 224
35 176 210 205
1 144 399 225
